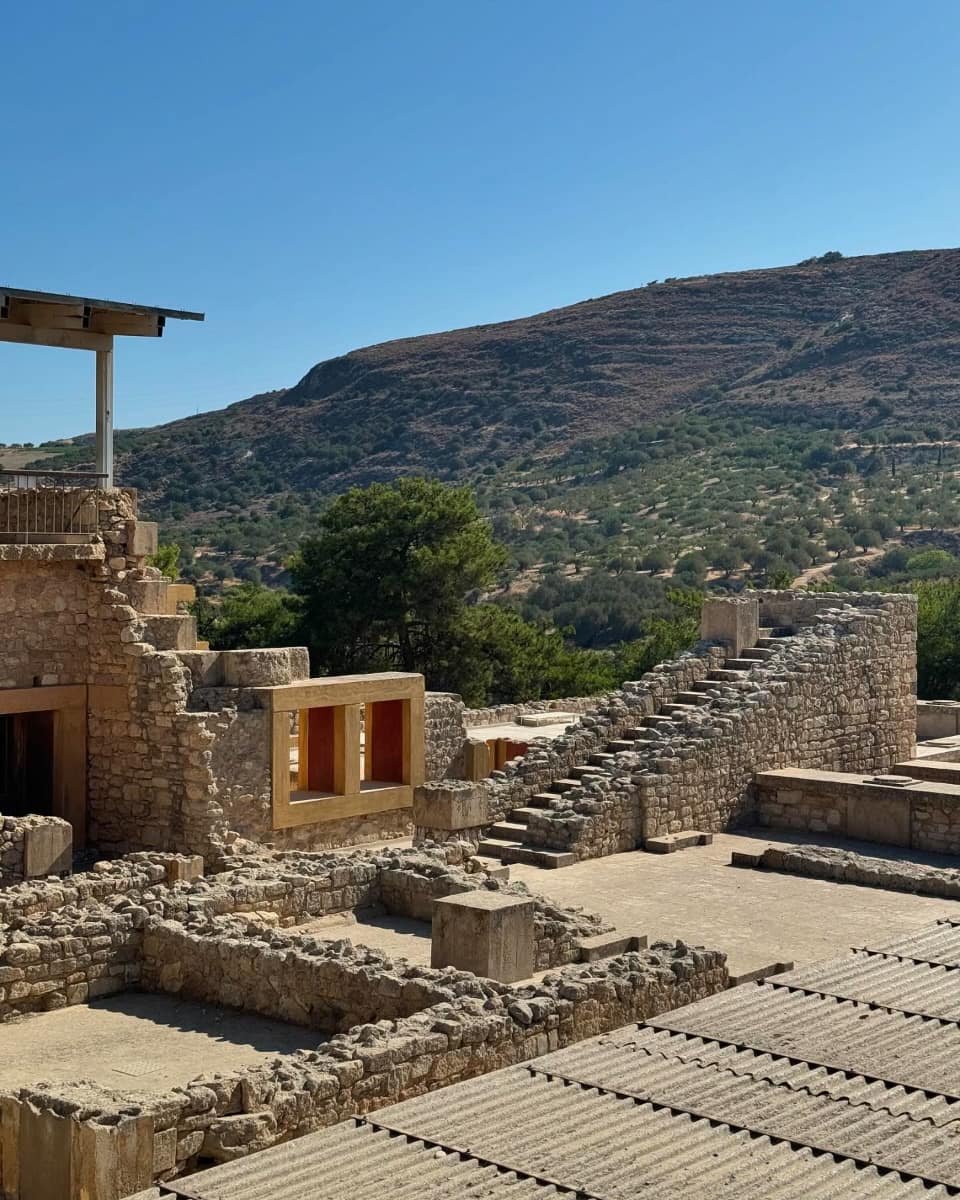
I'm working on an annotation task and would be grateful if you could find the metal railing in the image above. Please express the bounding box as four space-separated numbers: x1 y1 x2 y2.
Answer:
0 470 107 543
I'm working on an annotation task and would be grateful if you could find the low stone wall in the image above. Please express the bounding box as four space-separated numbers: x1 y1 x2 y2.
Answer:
142 916 477 1032
917 699 960 740
732 842 960 899
0 901 144 1018
463 695 614 728
755 770 960 855
4 941 727 1188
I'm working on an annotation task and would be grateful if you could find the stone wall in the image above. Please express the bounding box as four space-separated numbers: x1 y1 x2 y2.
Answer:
4 941 727 1188
424 692 466 779
917 699 960 740
463 695 616 728
0 901 144 1018
732 841 960 899
523 595 917 858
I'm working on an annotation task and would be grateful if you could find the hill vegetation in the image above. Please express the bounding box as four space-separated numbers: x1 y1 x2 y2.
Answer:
10 247 960 700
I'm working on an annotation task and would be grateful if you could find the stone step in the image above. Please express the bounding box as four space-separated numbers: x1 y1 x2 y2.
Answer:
552 778 581 793
644 830 714 854
675 690 710 705
529 792 563 808
589 753 616 768
500 844 576 869
723 658 761 671
642 714 676 726
488 821 530 839
142 614 197 652
606 739 636 753
568 764 607 780
477 836 524 860
757 635 794 649
507 807 544 825
660 702 699 716
739 647 776 661
708 668 751 682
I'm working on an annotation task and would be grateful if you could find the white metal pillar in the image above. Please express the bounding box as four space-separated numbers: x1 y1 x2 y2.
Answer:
94 339 114 489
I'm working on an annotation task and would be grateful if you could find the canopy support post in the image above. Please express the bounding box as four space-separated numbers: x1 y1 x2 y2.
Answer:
95 339 114 489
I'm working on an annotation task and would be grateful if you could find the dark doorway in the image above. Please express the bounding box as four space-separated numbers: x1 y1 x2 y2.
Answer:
0 711 55 817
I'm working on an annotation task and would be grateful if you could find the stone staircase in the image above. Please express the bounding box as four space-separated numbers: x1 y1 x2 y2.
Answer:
122 573 205 652
477 626 795 869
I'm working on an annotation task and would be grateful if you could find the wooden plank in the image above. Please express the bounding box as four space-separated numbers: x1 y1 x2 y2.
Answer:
0 685 85 716
0 321 110 352
3 299 89 329
339 704 362 795
271 710 292 821
262 673 423 712
54 703 87 848
407 690 425 786
274 785 412 829
87 312 164 337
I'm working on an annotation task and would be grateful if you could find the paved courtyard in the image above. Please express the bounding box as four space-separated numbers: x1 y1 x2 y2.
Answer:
0 993 321 1095
320 831 960 979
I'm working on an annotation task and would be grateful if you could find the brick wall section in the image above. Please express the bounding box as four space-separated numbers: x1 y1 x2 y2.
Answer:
424 692 466 779
9 942 727 1181
523 595 917 858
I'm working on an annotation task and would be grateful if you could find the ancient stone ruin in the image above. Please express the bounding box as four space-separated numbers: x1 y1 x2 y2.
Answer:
1 291 959 1197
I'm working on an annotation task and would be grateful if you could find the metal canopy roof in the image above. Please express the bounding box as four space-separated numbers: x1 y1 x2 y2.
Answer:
0 285 204 341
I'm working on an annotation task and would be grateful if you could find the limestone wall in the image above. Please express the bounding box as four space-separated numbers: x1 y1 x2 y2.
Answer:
424 692 466 779
523 595 917 858
733 841 960 899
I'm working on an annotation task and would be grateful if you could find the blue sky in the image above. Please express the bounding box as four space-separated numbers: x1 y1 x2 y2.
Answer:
3 0 959 442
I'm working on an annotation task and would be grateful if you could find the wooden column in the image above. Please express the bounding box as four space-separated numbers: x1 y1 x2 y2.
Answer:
95 340 115 489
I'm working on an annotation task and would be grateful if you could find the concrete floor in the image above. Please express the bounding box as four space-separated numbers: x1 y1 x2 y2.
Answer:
0 993 321 1095
298 832 960 979
507 830 960 977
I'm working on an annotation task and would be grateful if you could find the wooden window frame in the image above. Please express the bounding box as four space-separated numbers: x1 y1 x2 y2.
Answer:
263 673 425 830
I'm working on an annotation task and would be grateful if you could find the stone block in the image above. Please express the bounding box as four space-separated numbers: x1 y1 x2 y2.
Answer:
222 648 296 687
700 596 760 657
165 855 204 884
432 890 535 983
414 781 488 830
846 791 911 846
129 521 159 558
23 819 72 879
463 738 492 782
577 932 647 962
730 850 762 868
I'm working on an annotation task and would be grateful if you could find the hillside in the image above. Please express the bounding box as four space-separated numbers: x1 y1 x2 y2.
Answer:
20 248 960 616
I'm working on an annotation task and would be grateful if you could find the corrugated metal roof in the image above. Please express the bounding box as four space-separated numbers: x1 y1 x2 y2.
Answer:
648 981 960 1098
772 950 960 1020
166 1120 559 1199
864 922 960 969
527 1030 960 1185
369 1069 953 1198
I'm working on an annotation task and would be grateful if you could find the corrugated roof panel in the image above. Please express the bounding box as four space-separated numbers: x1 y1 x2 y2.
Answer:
369 1070 953 1199
647 983 960 1097
167 1120 558 1200
865 922 960 968
773 951 960 1020
527 1031 960 1185
539 1027 960 1124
